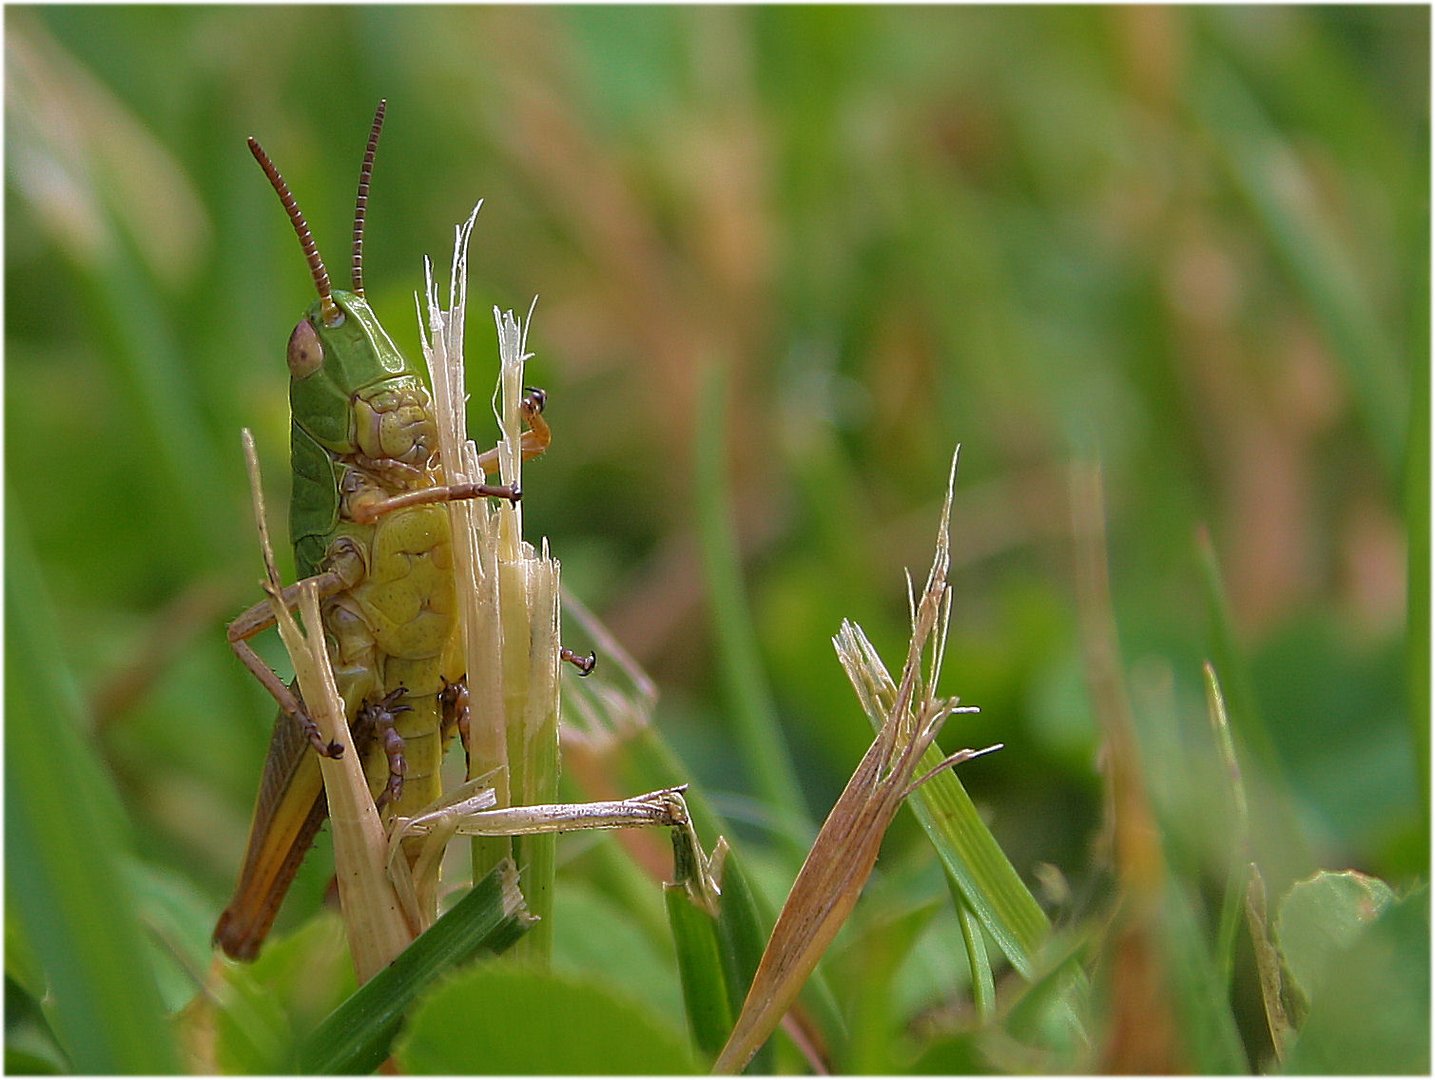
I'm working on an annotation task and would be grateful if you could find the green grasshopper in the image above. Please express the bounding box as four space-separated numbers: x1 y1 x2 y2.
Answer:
215 102 589 961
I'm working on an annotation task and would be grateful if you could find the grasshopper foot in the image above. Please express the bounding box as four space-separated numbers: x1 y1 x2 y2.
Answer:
561 647 597 677
449 479 520 506
440 675 471 764
296 706 344 759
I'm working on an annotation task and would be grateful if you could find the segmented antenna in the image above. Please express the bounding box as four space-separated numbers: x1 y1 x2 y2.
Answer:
351 99 387 297
247 136 340 326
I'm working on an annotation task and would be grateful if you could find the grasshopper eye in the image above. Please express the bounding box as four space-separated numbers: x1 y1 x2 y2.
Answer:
287 319 324 378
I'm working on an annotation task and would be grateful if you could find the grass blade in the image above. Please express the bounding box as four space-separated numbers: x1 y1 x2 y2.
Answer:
710 847 778 1073
4 502 178 1074
1203 663 1250 990
905 740 1049 978
664 884 733 1060
1194 528 1313 871
955 888 996 1019
297 860 534 1074
695 361 815 857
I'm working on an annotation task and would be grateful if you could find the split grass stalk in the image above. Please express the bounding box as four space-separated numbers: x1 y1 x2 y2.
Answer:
420 205 562 961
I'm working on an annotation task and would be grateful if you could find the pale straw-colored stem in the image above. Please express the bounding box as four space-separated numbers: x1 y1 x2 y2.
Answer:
242 430 416 984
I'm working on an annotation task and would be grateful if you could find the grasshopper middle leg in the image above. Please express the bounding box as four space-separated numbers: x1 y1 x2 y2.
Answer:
226 567 349 758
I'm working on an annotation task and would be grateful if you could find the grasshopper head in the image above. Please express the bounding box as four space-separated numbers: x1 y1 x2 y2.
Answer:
287 290 434 464
253 103 436 462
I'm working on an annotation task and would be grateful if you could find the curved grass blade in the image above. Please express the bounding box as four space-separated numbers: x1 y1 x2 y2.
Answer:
955 889 996 1019
297 860 534 1074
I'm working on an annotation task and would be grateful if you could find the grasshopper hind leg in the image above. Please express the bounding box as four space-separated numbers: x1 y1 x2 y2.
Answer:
355 686 412 809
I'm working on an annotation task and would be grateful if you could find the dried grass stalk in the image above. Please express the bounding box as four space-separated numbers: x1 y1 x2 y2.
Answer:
241 431 417 985
714 449 999 1074
419 211 564 803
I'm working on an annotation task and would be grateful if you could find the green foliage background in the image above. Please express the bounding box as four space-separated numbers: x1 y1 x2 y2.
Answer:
5 5 1427 1073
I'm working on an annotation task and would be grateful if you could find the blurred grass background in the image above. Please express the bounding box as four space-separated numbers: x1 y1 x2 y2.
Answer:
5 4 1427 1070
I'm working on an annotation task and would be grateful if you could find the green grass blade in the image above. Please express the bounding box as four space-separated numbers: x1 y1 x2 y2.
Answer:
4 502 178 1074
694 362 815 857
1193 531 1282 776
1159 884 1249 1073
669 733 849 1050
1194 529 1313 871
1202 664 1251 990
905 745 1049 979
954 887 996 1019
664 884 733 1061
710 847 777 1073
1002 929 1092 1064
5 972 71 1074
298 860 534 1074
567 727 846 1057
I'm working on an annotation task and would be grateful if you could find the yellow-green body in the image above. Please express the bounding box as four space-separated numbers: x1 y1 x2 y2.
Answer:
330 500 461 806
215 289 463 960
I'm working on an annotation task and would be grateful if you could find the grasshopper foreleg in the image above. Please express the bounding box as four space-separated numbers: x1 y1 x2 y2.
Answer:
349 478 522 524
227 568 349 758
437 654 586 776
474 387 552 473
353 387 551 525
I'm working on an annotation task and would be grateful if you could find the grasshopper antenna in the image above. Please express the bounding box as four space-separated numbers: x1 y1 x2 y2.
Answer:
248 136 341 326
351 99 387 298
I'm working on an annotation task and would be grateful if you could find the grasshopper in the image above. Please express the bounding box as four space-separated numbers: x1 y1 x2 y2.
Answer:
214 102 589 961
